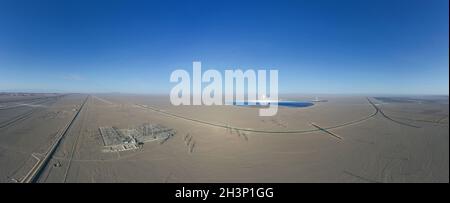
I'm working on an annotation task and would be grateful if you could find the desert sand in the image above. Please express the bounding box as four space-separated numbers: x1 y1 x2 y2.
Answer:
0 93 448 182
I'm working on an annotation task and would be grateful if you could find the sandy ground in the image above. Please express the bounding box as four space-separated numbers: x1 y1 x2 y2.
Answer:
0 94 80 182
0 93 448 182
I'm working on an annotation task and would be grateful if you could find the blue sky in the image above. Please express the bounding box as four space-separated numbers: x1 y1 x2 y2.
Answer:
0 0 448 95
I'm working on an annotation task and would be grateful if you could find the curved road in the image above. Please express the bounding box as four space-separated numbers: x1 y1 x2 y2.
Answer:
135 98 387 134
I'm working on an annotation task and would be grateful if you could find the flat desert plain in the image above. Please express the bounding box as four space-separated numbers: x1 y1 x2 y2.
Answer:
0 93 448 182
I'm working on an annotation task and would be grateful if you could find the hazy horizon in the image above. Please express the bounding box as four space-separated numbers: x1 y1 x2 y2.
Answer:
1 89 449 98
